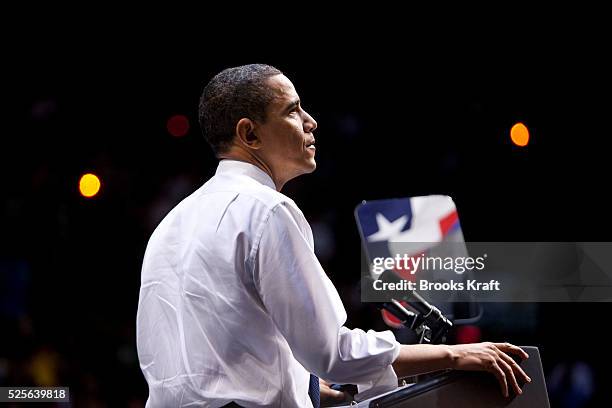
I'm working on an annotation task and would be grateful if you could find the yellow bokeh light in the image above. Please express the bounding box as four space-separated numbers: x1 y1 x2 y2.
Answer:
510 122 530 147
79 173 101 198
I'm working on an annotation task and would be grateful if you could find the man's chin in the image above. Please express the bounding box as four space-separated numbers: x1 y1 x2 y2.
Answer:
291 160 317 179
305 160 316 173
295 160 317 177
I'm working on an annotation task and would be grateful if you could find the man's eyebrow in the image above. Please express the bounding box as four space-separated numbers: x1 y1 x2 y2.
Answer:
283 99 300 112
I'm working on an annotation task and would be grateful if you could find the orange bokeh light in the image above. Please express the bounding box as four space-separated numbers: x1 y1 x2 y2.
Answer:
510 122 530 147
79 173 101 198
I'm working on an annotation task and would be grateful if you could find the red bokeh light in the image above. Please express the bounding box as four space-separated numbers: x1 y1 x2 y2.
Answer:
166 114 190 137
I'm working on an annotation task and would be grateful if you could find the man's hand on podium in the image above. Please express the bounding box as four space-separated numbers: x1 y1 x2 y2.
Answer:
392 342 531 398
320 379 352 406
449 342 532 398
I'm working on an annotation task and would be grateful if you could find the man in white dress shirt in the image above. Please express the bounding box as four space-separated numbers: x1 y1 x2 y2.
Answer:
136 64 531 407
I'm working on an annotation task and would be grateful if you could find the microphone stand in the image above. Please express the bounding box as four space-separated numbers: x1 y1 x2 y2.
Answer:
376 290 454 386
375 272 453 345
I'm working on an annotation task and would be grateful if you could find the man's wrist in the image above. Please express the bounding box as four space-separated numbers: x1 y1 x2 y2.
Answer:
444 345 461 370
444 344 458 370
392 344 457 377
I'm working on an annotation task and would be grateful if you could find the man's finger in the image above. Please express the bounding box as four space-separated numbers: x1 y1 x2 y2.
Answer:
319 382 349 402
495 343 529 360
490 362 509 398
497 357 522 396
496 349 531 384
327 390 347 400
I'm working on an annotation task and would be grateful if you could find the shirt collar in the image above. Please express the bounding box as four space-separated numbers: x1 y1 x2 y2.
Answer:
216 159 277 190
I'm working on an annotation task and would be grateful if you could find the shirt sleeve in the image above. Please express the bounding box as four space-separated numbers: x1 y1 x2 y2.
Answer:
251 202 400 386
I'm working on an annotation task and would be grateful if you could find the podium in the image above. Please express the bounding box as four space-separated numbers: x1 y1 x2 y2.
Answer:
351 347 549 407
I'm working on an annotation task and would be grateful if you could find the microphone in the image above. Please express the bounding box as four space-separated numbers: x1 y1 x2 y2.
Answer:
373 270 453 343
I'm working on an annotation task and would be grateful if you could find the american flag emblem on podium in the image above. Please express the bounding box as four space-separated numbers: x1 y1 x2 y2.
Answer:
355 196 469 328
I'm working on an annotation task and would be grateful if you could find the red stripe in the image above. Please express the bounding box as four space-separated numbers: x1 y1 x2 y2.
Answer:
439 210 459 235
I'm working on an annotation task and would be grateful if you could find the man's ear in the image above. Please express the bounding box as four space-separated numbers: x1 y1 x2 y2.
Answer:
235 118 261 149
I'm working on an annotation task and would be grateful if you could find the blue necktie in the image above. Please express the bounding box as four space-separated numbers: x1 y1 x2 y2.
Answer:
308 374 320 408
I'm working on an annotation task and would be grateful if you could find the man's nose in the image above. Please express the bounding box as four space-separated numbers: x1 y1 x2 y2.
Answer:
302 110 317 133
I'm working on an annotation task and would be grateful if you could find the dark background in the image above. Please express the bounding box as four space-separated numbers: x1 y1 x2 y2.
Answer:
1 27 610 407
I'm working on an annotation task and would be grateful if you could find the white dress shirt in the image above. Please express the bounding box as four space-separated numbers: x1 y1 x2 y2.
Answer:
136 160 400 407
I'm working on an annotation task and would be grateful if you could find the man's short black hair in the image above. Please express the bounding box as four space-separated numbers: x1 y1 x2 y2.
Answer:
198 64 283 154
